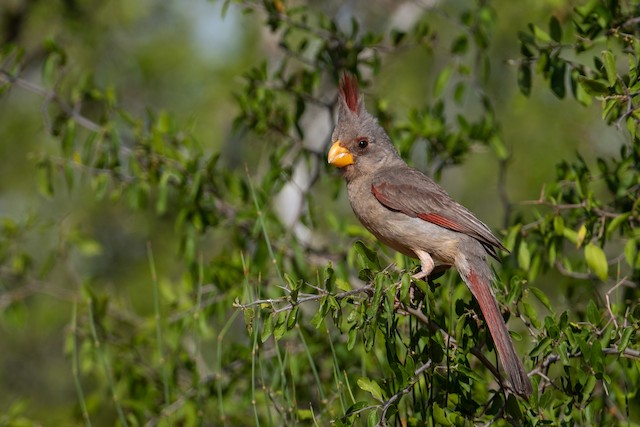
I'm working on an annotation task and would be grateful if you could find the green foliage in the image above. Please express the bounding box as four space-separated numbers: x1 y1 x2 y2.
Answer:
0 0 639 426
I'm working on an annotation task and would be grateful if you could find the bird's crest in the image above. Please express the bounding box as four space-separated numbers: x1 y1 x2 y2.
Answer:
339 73 360 113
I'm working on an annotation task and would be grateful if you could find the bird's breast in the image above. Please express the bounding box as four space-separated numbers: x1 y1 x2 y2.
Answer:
345 178 459 266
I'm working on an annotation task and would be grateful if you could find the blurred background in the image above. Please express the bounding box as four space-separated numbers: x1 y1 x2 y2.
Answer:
0 0 626 424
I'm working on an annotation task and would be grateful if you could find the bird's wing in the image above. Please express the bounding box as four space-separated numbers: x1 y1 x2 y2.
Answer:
371 168 507 256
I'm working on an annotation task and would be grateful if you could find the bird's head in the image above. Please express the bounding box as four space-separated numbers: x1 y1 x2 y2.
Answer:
328 73 400 180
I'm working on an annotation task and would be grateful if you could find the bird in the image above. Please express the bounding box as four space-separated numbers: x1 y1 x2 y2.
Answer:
327 73 532 397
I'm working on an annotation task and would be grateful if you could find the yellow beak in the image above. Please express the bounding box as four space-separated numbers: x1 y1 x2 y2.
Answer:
327 141 354 168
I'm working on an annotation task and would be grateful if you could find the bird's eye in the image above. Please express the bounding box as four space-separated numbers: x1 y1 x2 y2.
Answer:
358 139 368 149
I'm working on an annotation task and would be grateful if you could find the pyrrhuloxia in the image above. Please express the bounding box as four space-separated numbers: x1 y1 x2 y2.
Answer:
327 74 532 397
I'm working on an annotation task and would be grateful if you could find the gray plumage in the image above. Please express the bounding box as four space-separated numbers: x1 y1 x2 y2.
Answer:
328 74 532 397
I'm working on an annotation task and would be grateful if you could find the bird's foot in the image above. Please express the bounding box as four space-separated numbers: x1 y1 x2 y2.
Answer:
411 267 445 290
394 266 448 309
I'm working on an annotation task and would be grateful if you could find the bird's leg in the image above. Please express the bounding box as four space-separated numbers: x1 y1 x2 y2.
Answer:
398 250 434 307
413 250 435 280
395 251 443 308
393 251 433 309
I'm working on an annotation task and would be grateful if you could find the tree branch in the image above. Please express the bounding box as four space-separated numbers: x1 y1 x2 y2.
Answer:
0 68 104 133
377 360 433 426
398 304 505 388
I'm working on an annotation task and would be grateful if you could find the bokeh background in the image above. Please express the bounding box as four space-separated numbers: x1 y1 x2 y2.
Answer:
0 0 634 425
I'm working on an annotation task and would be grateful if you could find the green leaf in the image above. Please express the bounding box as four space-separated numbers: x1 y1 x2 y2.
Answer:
311 296 328 329
92 173 110 200
434 66 453 98
586 300 600 325
529 24 551 42
619 327 634 353
453 82 466 104
367 410 379 427
261 313 274 342
520 41 534 58
553 215 565 235
490 135 508 160
504 224 522 252
507 276 523 305
62 119 75 156
221 0 232 18
391 29 406 46
451 35 469 55
624 239 637 268
584 243 608 281
517 63 532 97
602 50 617 86
530 336 552 358
576 224 587 248
399 273 411 303
324 264 335 292
357 377 384 402
571 69 592 106
297 409 313 420
549 16 562 42
457 364 485 382
577 76 609 96
156 172 171 215
273 311 287 340
336 278 351 291
590 338 603 368
582 374 597 401
518 241 531 271
530 287 553 312
347 328 357 350
505 393 524 422
602 98 618 123
550 60 566 98
42 50 64 85
76 239 103 257
63 163 74 191
558 341 570 365
36 159 54 198
606 213 630 236
544 315 560 339
353 241 380 270
242 308 254 335
432 404 454 426
522 301 540 328
345 401 369 417
287 306 299 330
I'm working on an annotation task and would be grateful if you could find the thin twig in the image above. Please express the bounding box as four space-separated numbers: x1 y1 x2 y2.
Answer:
377 360 433 426
234 285 373 313
542 346 640 370
398 304 504 386
605 276 629 332
0 69 104 133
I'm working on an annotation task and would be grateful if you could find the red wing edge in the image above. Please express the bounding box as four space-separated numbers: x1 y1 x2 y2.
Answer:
416 212 466 233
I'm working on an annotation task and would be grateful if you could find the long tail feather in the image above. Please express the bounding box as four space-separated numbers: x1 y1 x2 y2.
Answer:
463 269 532 396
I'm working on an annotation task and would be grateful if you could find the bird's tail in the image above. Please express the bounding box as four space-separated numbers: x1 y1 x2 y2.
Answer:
459 262 532 397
